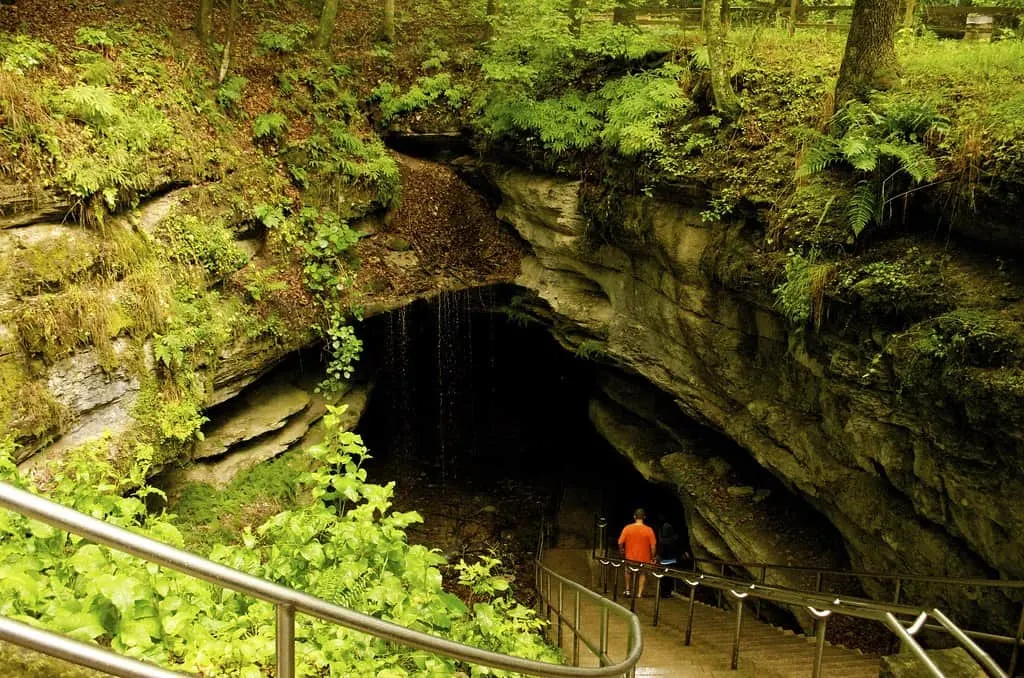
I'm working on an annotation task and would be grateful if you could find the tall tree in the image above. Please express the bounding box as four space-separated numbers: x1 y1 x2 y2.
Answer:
705 0 741 119
196 0 214 46
218 0 242 83
316 0 341 49
383 0 396 42
834 0 899 106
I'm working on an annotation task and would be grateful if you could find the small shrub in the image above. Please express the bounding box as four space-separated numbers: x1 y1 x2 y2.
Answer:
155 215 248 279
75 27 115 55
797 97 949 238
773 250 836 330
252 111 288 142
0 34 54 74
256 21 311 55
216 76 248 111
370 73 471 126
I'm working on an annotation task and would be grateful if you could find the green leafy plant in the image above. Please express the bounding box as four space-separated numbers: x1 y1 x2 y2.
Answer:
75 27 115 55
252 111 289 142
370 73 471 126
797 97 950 237
216 76 248 112
0 34 54 74
319 312 363 388
155 215 248 279
0 416 561 676
256 21 312 55
51 85 175 216
773 249 836 329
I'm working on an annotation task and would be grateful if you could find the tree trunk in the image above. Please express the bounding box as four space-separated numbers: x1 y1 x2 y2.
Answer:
613 4 637 26
218 0 241 83
196 0 214 46
569 0 583 36
902 0 917 30
383 0 396 43
705 0 741 119
834 0 899 106
315 0 341 49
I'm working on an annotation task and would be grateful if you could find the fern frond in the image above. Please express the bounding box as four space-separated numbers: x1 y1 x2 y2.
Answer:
796 137 841 179
877 141 937 183
847 181 880 238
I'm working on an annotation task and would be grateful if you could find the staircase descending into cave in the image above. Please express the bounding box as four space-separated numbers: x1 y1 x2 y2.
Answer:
543 548 883 678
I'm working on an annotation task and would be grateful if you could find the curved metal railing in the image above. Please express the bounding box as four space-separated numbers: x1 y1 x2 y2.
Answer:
593 517 1013 678
596 554 1007 678
0 482 643 678
683 551 1024 673
534 514 643 677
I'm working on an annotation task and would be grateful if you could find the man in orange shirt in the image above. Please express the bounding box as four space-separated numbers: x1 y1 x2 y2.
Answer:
617 508 657 598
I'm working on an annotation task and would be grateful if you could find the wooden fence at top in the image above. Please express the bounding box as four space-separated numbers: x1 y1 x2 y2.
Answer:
603 2 1021 36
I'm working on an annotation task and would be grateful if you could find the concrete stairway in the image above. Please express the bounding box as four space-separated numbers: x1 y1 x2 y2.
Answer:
542 549 882 678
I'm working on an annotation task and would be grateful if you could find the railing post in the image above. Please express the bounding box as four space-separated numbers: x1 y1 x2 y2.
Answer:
596 517 608 560
1009 600 1024 677
602 559 609 594
755 566 766 620
731 599 744 670
573 590 581 666
545 572 553 628
557 580 565 648
815 571 824 593
629 568 639 613
612 564 620 602
717 564 725 609
276 603 295 678
600 606 610 661
893 577 903 604
812 615 829 678
653 574 663 627
685 584 697 646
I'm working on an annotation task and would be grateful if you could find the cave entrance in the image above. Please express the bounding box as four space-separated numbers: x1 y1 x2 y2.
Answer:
356 285 690 561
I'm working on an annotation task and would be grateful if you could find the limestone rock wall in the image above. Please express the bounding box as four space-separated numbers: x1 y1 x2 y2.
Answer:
493 169 1022 630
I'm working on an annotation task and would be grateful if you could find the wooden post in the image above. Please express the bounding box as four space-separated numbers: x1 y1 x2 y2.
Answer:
903 0 917 30
788 0 799 35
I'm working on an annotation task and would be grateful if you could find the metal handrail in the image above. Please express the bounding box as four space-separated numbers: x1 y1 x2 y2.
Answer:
0 481 642 678
595 515 1024 674
597 554 1008 678
535 514 643 676
535 566 644 676
687 553 1024 591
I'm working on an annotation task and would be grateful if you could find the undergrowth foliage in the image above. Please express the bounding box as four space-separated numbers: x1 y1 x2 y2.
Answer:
797 97 949 238
0 413 560 676
475 0 689 165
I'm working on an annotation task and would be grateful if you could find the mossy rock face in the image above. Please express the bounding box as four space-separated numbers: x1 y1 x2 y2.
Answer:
0 641 105 678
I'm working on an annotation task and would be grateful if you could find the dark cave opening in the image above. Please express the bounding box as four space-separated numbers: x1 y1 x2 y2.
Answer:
355 286 690 557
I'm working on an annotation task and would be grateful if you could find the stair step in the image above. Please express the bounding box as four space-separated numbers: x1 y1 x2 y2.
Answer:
544 549 884 678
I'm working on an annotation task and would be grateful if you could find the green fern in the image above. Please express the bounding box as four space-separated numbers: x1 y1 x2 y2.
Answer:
876 141 935 183
796 135 841 179
796 96 946 239
252 112 288 142
847 181 880 237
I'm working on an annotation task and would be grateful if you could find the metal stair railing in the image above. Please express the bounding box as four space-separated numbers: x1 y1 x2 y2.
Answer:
594 517 1012 678
682 550 1024 670
534 512 644 677
599 555 1006 678
0 481 643 678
